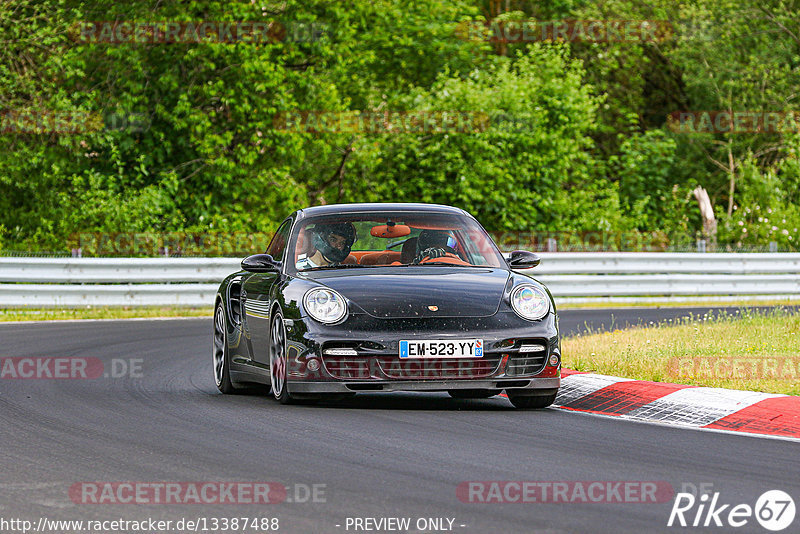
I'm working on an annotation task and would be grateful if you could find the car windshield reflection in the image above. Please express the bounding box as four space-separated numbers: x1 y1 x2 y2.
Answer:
292 211 506 272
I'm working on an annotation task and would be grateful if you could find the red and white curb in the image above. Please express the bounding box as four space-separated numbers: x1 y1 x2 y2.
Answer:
549 370 800 440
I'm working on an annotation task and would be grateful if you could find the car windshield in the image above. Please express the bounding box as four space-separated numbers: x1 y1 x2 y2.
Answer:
291 211 506 272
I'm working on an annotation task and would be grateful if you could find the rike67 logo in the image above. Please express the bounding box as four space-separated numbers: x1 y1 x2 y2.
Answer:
668 490 795 531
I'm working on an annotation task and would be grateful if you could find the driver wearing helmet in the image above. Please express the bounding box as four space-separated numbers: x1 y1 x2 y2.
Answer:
296 222 357 269
413 229 461 264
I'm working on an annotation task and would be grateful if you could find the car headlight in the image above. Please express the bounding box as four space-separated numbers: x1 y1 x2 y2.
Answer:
303 288 347 324
510 284 550 321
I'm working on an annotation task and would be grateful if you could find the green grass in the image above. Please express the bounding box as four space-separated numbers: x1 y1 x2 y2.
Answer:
0 307 213 322
562 308 800 395
556 297 800 310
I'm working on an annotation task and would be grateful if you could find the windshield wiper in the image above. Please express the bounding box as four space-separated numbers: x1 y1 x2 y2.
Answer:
301 264 373 271
411 262 480 267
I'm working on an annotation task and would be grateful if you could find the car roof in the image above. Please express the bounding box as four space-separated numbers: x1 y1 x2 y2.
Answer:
294 203 468 220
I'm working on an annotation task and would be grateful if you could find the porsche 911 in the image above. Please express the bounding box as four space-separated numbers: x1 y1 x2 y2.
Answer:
212 203 560 409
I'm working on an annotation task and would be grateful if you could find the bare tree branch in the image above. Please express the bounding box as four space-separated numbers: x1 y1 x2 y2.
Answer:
311 137 356 204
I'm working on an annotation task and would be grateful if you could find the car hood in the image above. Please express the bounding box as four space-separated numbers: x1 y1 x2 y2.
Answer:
309 267 510 318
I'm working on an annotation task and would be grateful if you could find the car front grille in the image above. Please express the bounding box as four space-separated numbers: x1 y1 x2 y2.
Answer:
505 339 548 376
321 355 503 380
377 355 502 379
321 356 373 379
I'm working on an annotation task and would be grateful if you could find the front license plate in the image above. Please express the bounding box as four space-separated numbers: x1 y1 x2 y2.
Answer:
399 339 483 359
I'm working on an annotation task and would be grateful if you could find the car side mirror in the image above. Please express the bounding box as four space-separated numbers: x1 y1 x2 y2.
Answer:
241 254 281 273
507 250 540 269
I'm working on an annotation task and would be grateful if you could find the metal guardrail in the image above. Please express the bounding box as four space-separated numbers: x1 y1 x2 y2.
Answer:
0 254 799 307
0 283 219 307
531 252 800 275
0 257 240 284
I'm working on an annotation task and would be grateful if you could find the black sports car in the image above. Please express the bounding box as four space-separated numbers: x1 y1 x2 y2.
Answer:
212 203 560 409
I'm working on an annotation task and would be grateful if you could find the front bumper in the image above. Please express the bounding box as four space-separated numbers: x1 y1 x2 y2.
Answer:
290 377 559 394
284 311 561 392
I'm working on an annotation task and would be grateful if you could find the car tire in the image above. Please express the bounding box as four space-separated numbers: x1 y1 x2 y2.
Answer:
213 303 239 394
507 391 557 409
270 309 294 405
447 389 501 399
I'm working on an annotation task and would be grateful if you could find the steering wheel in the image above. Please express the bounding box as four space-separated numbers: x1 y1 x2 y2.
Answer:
414 247 470 265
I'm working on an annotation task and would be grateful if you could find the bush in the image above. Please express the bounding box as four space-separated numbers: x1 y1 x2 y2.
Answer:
347 44 603 233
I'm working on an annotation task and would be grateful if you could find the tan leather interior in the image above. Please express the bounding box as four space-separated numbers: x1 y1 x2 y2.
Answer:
359 251 402 265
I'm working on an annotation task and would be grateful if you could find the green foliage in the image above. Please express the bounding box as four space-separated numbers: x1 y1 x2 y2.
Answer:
717 155 800 249
611 129 696 233
1 0 800 253
347 45 601 232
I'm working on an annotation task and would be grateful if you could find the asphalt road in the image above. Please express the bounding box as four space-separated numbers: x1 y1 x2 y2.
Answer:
0 309 797 534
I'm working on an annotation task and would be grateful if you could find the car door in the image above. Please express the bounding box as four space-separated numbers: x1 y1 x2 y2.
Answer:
242 218 292 366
